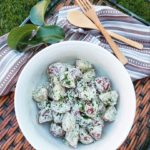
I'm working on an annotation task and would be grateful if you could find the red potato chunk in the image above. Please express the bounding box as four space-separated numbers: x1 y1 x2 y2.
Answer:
95 77 111 93
62 112 76 132
52 111 64 123
77 115 93 128
84 101 98 118
103 106 117 122
87 125 103 141
50 123 65 137
65 125 79 148
76 80 96 101
79 128 94 144
37 101 50 110
59 71 76 88
92 116 104 127
82 69 95 82
99 91 118 106
38 108 52 123
47 63 66 77
32 86 48 102
51 100 71 113
48 76 66 101
76 59 93 73
68 67 82 79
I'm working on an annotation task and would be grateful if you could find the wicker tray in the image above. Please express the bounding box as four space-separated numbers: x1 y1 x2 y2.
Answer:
0 78 149 150
0 0 150 150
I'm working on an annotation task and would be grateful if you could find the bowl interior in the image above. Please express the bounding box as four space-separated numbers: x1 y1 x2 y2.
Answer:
15 41 136 150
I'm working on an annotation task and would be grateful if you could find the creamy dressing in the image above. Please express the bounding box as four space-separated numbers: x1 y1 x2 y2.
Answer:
32 59 119 148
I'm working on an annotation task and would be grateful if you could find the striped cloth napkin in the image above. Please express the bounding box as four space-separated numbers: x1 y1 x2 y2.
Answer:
0 6 150 96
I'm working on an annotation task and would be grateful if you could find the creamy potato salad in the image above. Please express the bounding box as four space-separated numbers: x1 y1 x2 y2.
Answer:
32 60 119 148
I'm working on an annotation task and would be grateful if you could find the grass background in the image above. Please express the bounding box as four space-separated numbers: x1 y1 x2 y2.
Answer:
0 0 150 36
0 0 37 36
117 0 150 22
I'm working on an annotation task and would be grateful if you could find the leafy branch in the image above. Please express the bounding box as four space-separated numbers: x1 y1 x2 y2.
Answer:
8 24 64 52
7 0 64 51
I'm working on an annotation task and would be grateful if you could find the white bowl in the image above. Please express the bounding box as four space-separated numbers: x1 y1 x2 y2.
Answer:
15 41 136 150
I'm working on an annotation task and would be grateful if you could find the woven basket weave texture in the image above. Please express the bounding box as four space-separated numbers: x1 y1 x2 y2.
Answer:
0 78 149 150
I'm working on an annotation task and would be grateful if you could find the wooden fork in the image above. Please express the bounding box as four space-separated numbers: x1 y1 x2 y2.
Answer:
76 0 128 65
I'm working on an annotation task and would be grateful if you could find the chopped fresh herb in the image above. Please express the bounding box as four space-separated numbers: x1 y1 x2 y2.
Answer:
66 80 71 85
82 114 91 119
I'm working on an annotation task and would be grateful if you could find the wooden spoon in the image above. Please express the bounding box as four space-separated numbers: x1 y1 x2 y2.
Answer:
67 11 143 50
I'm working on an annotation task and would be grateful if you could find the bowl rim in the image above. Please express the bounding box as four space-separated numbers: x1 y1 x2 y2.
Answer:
15 41 136 150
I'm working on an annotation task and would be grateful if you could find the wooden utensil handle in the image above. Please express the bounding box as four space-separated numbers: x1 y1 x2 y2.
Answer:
95 20 128 65
108 31 143 50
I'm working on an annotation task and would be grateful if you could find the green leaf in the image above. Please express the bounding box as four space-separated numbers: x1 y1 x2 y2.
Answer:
7 24 65 51
35 25 65 43
7 24 38 50
30 0 51 26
